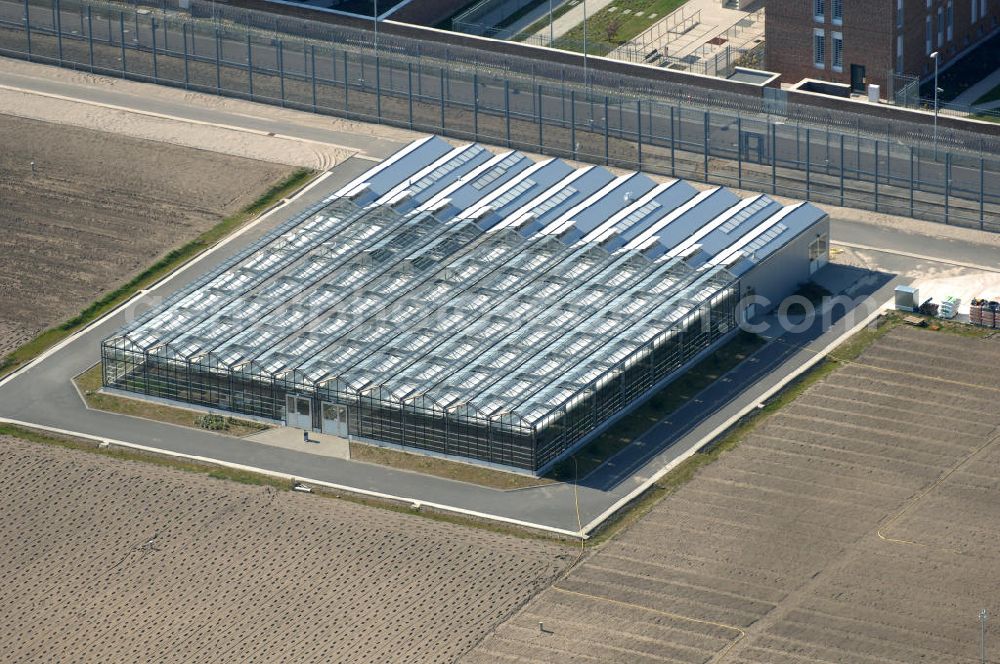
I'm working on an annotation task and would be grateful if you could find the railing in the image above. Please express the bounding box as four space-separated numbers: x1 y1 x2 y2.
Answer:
614 6 701 57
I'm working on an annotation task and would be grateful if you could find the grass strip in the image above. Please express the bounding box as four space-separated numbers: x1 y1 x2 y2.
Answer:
349 441 554 490
553 0 688 55
585 310 996 545
0 423 574 543
546 331 765 482
74 363 268 438
515 0 579 40
0 168 316 380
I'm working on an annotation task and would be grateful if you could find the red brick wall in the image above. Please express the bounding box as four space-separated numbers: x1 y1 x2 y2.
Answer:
767 0 1000 92
904 0 1000 79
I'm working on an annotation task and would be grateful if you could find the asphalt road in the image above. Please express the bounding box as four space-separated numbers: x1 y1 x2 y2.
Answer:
0 67 998 533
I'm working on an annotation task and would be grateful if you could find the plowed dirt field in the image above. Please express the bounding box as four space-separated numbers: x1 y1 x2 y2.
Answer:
464 325 1000 663
0 435 571 663
0 113 291 357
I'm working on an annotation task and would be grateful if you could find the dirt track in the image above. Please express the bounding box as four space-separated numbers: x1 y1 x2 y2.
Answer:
0 436 571 663
0 113 291 357
464 325 1000 663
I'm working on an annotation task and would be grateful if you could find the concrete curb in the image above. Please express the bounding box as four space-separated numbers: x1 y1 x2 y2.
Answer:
0 417 585 540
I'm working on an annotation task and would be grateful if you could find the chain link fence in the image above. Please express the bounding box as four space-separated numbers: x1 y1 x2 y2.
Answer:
0 0 997 231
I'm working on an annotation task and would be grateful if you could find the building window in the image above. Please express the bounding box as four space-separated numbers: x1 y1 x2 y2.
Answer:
832 32 844 71
947 1 954 39
814 0 825 21
833 0 843 23
897 0 904 27
972 0 978 24
897 34 904 72
926 15 933 53
938 7 944 46
814 29 826 67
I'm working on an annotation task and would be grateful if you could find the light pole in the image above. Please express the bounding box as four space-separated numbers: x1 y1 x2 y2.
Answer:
981 609 988 664
373 0 379 54
930 51 939 158
548 0 553 44
582 0 588 87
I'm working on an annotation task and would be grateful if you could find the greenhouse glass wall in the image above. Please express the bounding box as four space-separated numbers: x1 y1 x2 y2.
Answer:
102 136 828 473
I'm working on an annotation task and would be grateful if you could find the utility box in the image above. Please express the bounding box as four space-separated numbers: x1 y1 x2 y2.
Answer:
867 84 880 102
895 285 919 312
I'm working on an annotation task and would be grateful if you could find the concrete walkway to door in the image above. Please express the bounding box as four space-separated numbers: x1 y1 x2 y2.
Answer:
244 427 350 460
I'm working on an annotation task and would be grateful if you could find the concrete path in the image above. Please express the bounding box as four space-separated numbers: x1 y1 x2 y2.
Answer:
951 65 1000 107
244 426 350 459
529 0 618 43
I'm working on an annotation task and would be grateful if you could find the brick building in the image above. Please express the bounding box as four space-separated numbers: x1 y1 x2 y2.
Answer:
766 0 1000 94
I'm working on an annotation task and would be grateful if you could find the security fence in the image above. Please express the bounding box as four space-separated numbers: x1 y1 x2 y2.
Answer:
0 0 997 231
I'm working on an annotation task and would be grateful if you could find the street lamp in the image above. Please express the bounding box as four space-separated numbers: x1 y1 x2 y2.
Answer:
549 0 553 43
373 0 379 54
930 51 939 157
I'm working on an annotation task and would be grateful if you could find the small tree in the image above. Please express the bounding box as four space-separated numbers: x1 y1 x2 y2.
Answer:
605 17 622 43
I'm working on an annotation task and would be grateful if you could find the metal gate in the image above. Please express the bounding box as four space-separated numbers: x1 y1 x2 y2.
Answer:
321 402 348 438
286 395 312 429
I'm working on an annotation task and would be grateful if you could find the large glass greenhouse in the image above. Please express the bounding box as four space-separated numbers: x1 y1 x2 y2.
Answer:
102 136 828 473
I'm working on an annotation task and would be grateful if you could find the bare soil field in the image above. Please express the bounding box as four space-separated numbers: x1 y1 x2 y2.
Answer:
464 325 1000 663
0 113 291 357
0 435 571 663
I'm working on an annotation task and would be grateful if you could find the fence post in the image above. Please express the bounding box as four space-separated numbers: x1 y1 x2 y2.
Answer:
944 152 950 224
375 55 382 121
151 18 158 82
162 13 167 52
837 133 844 206
570 90 578 160
247 34 254 99
703 111 709 182
474 73 479 141
278 40 285 106
119 12 126 78
440 67 445 131
805 128 811 200
874 140 879 212
214 28 221 94
537 84 543 151
637 99 642 169
980 158 986 230
182 23 189 88
87 6 94 73
670 106 675 177
504 80 511 148
311 44 317 113
909 146 914 217
771 121 777 195
23 0 31 61
344 51 349 112
604 96 609 166
55 0 62 65
737 116 742 189
407 62 414 129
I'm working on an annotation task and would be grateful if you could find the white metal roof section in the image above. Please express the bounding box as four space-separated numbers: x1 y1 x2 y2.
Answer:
110 137 826 432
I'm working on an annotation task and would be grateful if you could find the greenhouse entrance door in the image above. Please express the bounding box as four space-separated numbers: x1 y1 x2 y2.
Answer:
321 402 348 438
286 395 312 430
